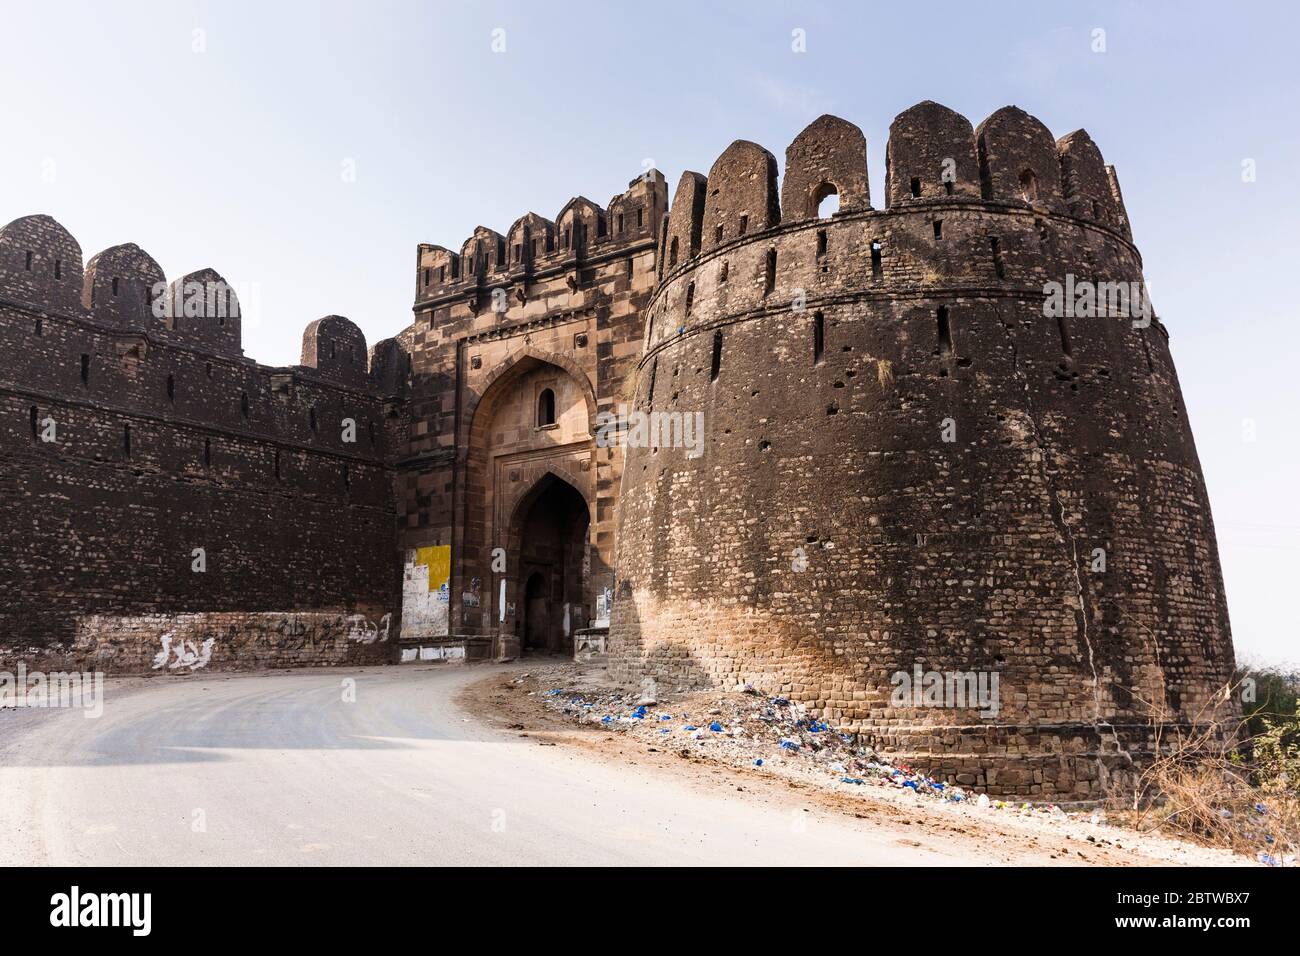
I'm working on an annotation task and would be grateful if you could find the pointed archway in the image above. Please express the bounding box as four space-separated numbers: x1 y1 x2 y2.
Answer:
512 472 591 654
441 343 610 658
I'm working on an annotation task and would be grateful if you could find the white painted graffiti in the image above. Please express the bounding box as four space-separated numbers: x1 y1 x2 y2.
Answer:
152 633 215 672
345 613 392 645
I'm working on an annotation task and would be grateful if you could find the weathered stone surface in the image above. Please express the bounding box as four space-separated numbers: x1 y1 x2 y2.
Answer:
0 212 402 670
0 106 1236 799
609 106 1235 798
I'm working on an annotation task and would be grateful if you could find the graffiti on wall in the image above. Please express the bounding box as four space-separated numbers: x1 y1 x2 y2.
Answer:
152 633 215 671
401 546 450 639
345 613 392 644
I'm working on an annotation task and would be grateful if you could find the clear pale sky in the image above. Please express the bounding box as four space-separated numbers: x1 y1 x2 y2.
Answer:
3 1 1296 667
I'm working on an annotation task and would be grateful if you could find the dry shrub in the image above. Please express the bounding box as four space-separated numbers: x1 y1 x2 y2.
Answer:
1108 669 1298 864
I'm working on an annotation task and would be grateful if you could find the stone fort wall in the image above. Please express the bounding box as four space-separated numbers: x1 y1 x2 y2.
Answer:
609 104 1236 800
0 215 404 673
0 100 1238 799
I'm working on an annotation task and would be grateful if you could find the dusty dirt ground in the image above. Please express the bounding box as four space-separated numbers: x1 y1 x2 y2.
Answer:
458 661 1246 867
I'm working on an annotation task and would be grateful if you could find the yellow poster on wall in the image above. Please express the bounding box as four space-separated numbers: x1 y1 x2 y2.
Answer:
402 545 451 638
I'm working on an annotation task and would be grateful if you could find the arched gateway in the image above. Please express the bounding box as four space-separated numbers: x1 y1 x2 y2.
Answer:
440 348 607 658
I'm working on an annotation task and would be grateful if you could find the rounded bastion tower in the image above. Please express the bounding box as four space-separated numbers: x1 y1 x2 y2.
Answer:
609 104 1235 800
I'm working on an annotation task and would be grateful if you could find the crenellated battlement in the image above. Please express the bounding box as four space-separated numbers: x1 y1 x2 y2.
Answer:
643 103 1145 361
414 171 668 305
0 213 411 401
658 103 1133 291
0 210 417 519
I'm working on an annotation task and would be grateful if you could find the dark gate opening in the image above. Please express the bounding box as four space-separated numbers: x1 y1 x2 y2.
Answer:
516 476 589 654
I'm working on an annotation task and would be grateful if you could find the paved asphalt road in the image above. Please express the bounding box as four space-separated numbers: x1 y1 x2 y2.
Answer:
0 664 959 866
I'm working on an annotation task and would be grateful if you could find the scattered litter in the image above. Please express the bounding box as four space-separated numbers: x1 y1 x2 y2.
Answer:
531 674 1281 866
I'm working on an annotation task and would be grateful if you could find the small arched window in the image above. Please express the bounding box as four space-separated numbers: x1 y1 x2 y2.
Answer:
537 388 556 427
1018 168 1039 203
812 182 839 219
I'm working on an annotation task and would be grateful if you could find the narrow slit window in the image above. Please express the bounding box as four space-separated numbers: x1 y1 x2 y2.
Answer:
764 248 776 296
710 329 723 381
937 306 953 355
990 237 1005 279
1057 315 1073 357
80 354 90 385
933 220 943 240
714 224 723 243
111 277 119 296
813 312 825 365
646 357 658 407
166 374 175 402
719 261 728 283
910 177 922 198
204 438 212 468
738 215 748 236
123 425 131 459
274 449 281 480
34 318 42 336
240 392 249 418
669 237 679 268
29 406 38 441
684 281 694 317
309 407 317 431
870 241 883 278
816 230 827 257
24 251 33 271
944 180 954 196
55 260 62 279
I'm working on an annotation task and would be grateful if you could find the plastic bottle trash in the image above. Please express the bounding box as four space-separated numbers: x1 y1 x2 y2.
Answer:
754 758 764 766
977 793 991 809
709 721 723 732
